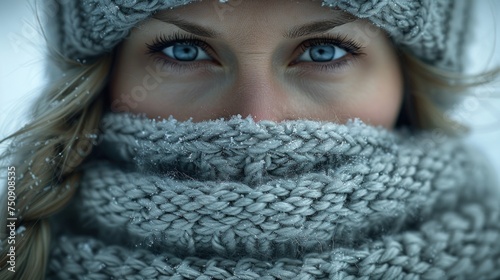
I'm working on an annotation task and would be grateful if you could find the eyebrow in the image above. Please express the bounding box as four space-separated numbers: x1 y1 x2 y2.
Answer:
152 15 221 38
284 17 357 39
152 13 357 39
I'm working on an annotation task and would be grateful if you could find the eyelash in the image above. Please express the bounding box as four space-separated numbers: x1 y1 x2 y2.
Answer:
145 32 365 72
146 33 211 55
295 34 364 71
146 32 214 71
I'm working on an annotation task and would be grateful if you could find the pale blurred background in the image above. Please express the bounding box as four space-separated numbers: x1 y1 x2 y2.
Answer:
1 0 499 197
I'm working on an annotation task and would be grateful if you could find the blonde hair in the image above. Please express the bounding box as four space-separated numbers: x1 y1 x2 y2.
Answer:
399 50 499 135
0 49 112 279
0 15 498 280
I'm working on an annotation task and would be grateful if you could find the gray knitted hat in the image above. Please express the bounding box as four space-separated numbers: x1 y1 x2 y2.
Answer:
56 0 472 70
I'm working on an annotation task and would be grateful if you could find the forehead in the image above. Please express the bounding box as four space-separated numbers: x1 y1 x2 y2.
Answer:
152 0 357 30
142 0 364 44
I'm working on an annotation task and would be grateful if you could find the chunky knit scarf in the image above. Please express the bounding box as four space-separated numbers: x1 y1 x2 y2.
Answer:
48 113 500 279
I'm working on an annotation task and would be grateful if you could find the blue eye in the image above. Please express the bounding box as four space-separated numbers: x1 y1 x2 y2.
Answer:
162 43 211 61
298 44 348 62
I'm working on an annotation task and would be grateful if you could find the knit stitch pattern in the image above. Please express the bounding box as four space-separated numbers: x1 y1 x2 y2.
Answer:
55 0 471 70
47 113 500 279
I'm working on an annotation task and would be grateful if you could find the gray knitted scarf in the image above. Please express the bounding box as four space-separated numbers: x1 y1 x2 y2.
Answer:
48 113 500 279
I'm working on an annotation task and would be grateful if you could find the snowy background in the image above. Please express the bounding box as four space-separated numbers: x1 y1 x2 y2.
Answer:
1 0 499 196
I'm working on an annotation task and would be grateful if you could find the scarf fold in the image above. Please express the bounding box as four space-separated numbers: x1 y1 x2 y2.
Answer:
48 113 500 279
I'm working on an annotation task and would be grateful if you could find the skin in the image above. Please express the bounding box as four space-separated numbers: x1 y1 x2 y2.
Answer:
109 0 403 128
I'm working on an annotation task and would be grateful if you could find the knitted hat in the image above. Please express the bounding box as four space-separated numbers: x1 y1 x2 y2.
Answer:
55 0 472 71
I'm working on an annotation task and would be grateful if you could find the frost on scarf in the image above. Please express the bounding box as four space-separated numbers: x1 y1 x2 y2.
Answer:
47 113 500 279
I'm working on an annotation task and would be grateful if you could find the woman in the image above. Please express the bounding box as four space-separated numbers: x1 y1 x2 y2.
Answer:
1 0 499 279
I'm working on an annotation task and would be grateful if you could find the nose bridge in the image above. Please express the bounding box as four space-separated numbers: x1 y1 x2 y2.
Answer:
230 62 287 122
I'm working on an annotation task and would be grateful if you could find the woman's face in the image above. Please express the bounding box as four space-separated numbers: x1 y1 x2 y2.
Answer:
110 0 403 128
